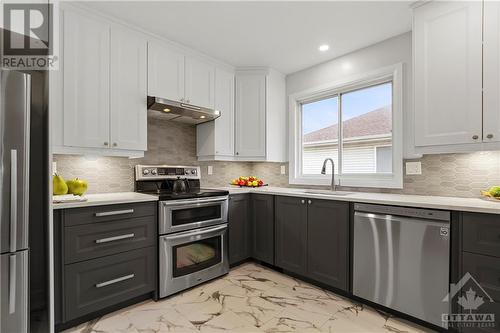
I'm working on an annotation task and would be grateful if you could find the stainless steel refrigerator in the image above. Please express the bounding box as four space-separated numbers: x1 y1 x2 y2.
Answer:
0 69 49 333
1 70 31 332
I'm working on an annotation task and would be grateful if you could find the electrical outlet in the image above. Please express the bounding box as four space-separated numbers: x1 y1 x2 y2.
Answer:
280 165 286 175
406 162 422 175
207 165 213 175
52 162 57 175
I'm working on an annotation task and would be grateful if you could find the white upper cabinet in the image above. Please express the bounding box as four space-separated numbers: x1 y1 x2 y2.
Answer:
51 5 147 157
185 56 215 109
196 67 235 159
148 42 215 108
413 1 483 149
110 27 148 151
235 71 267 158
147 41 185 102
63 10 110 149
484 1 500 143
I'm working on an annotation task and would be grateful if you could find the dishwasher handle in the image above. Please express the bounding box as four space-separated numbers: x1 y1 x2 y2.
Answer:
354 211 451 228
354 203 450 222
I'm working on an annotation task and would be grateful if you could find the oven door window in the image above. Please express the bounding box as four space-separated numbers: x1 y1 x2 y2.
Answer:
173 236 222 277
172 205 222 226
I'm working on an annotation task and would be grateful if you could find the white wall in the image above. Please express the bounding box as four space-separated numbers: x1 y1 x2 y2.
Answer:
286 32 418 159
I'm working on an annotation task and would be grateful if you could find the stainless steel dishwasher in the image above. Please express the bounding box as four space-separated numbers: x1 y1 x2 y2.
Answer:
353 203 451 328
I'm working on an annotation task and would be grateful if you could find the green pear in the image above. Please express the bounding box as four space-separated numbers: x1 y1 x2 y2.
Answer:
66 178 88 196
53 174 68 195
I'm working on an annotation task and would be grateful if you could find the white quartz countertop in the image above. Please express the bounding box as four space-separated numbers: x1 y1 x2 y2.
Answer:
52 192 158 209
211 186 500 215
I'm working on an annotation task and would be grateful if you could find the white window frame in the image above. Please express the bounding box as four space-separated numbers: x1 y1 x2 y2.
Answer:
288 63 403 189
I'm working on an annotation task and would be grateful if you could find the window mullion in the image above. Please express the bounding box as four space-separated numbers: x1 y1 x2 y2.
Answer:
338 93 343 180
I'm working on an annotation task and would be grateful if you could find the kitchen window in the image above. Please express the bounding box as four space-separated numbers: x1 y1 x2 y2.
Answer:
289 64 403 188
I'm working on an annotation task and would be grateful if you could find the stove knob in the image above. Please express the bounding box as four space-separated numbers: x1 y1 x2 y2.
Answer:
191 170 196 175
151 169 157 175
185 170 190 175
143 169 150 175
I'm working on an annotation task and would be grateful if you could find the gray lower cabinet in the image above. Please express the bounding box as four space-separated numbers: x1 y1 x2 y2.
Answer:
275 196 308 276
307 199 349 290
55 202 157 328
275 196 349 291
461 252 500 332
65 247 156 320
228 194 251 265
251 194 274 264
461 213 500 333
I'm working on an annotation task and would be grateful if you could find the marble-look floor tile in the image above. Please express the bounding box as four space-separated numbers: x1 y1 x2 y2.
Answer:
63 262 433 333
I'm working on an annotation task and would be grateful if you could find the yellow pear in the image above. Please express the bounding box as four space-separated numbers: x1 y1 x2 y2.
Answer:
53 174 68 195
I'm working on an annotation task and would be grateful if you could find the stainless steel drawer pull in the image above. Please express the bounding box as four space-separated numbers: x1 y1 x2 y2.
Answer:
95 209 134 217
95 274 135 288
95 233 135 244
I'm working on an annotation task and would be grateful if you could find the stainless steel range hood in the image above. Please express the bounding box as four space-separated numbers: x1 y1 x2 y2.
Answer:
147 96 220 125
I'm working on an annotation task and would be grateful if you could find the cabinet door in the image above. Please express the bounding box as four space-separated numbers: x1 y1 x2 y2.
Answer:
110 27 147 151
228 194 251 265
307 199 349 290
275 196 307 275
147 41 184 102
461 252 500 333
251 194 274 265
413 1 482 147
484 1 500 143
185 56 215 109
215 67 235 156
63 10 110 149
235 74 266 158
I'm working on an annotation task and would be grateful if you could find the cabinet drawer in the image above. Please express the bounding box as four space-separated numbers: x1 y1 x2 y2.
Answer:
64 216 157 264
463 252 500 303
463 213 500 257
64 247 156 321
63 202 157 227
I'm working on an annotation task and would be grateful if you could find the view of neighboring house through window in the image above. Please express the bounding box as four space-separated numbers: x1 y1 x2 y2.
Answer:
301 82 392 176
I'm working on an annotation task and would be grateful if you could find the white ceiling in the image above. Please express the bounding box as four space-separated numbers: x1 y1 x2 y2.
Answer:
84 1 412 74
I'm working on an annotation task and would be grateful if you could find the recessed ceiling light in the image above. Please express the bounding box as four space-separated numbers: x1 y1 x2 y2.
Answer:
163 108 171 113
318 44 329 52
200 115 206 119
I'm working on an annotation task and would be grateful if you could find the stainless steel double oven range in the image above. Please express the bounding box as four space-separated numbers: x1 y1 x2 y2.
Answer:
135 165 229 298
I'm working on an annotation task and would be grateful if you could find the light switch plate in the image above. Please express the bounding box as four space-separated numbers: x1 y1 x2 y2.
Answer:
207 165 213 175
280 165 286 175
406 161 422 175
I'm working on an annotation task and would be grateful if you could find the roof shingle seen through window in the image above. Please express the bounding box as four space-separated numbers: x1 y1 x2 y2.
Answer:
303 105 392 142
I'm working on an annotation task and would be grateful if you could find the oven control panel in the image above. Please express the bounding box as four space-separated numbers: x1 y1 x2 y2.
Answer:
135 165 200 180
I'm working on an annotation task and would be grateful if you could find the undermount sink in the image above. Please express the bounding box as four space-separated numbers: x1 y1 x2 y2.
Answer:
303 189 354 196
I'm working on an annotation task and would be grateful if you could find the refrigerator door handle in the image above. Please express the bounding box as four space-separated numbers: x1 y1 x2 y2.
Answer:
10 149 17 253
9 254 16 314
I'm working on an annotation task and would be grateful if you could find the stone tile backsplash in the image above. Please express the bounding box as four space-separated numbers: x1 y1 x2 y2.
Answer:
54 115 500 198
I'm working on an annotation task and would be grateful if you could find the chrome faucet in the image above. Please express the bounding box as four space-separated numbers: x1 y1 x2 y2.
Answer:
321 158 336 191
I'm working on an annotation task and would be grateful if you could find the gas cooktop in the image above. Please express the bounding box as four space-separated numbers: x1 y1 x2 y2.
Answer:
134 165 228 201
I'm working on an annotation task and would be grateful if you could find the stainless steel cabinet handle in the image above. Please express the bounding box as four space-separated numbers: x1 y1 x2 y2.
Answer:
10 150 17 252
95 209 134 217
113 142 117 147
95 233 135 244
472 135 479 140
9 255 16 314
95 274 135 288
487 134 494 139
104 142 109 146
